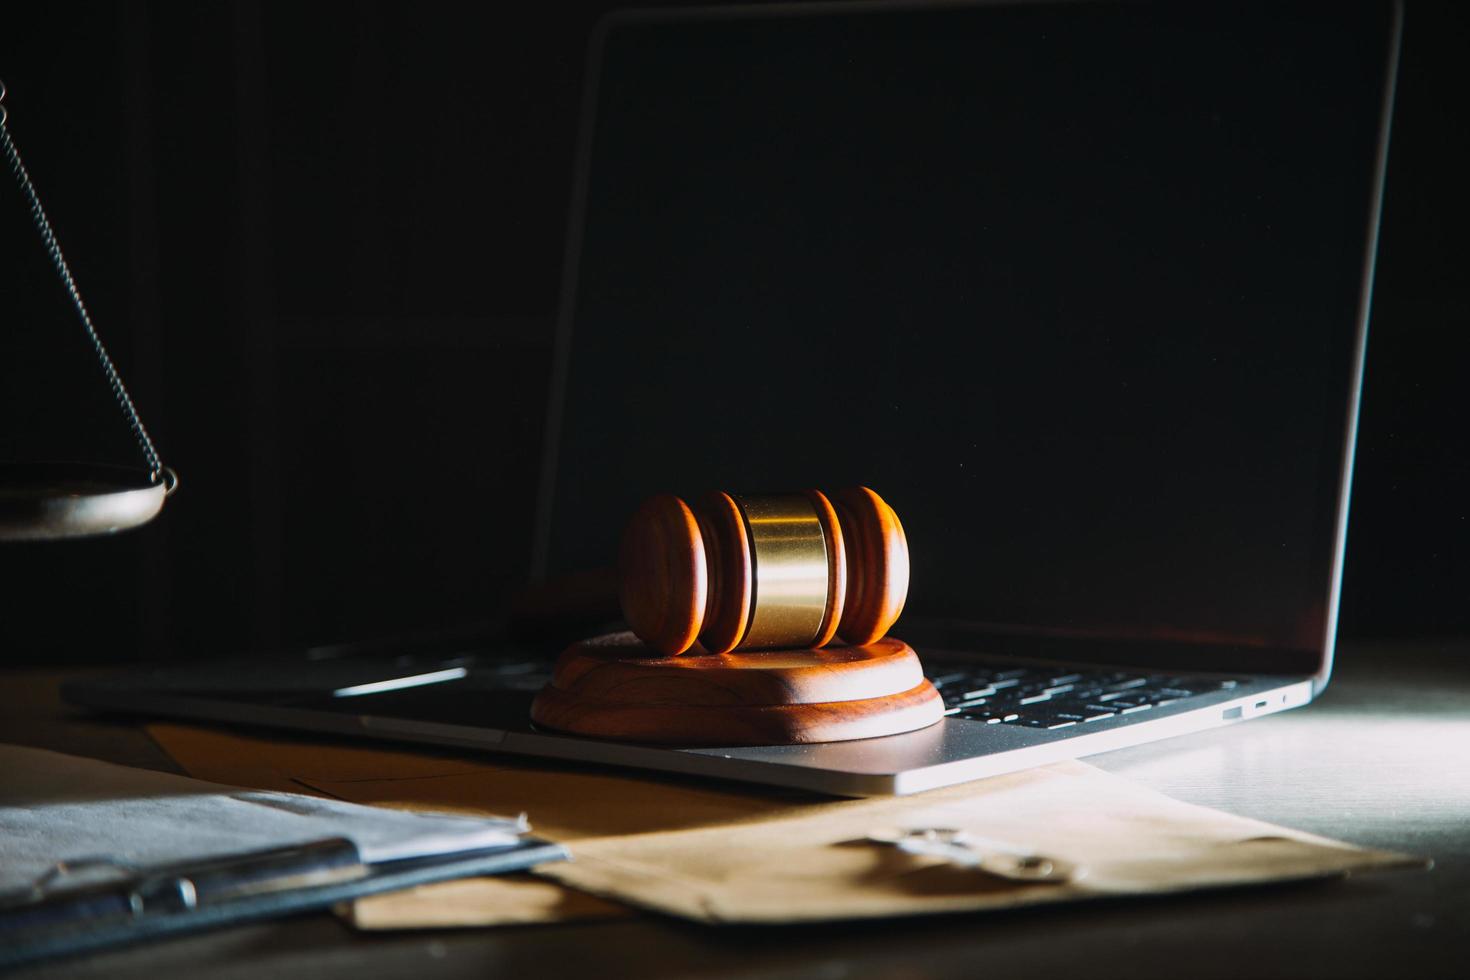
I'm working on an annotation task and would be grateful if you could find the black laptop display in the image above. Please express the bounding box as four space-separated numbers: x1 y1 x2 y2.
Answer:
538 0 1396 681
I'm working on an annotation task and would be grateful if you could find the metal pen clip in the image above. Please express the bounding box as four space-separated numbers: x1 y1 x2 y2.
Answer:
866 827 1083 883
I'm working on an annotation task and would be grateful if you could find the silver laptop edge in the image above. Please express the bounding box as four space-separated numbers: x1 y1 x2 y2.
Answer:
66 674 1309 796
1315 0 1405 695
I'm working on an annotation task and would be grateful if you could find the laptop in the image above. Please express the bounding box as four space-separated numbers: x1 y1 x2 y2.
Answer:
66 0 1403 796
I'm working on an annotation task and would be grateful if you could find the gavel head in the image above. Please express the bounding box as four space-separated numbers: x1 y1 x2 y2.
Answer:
618 487 909 655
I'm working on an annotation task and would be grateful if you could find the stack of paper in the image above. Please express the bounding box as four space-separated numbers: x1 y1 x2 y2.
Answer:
0 743 528 899
0 744 565 968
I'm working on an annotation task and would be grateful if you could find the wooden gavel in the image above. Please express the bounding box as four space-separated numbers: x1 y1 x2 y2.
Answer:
619 487 909 655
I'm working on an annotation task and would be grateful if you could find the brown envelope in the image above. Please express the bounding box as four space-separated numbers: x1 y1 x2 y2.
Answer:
146 723 1422 929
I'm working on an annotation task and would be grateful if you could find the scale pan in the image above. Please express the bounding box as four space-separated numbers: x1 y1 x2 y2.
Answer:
0 463 174 541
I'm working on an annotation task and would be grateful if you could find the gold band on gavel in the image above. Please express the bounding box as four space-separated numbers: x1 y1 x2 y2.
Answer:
734 494 830 650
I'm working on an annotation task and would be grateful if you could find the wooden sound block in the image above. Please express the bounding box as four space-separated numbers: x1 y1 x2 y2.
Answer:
551 632 925 705
529 631 944 746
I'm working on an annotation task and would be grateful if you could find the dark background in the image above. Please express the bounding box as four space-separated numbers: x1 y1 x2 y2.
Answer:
0 1 1464 665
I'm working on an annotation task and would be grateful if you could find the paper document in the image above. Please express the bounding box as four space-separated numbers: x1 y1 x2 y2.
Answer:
0 744 526 899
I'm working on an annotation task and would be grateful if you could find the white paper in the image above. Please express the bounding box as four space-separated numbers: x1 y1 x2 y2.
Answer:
0 744 525 898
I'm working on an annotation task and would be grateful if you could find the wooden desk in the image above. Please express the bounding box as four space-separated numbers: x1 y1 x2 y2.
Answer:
4 640 1467 979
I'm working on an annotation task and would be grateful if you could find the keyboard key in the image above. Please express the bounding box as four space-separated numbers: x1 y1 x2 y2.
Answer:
1018 717 1077 730
1130 689 1187 706
959 708 1019 723
926 671 970 688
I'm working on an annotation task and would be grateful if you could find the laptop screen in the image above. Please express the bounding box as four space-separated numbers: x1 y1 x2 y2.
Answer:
537 1 1398 674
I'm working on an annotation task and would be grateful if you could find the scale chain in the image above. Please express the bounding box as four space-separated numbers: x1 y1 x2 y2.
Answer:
0 80 166 484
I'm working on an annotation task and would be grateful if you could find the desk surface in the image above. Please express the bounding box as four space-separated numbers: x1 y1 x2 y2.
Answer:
4 640 1467 980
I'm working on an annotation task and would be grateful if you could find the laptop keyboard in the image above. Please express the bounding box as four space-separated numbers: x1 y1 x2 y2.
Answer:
450 655 1240 733
925 662 1239 730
